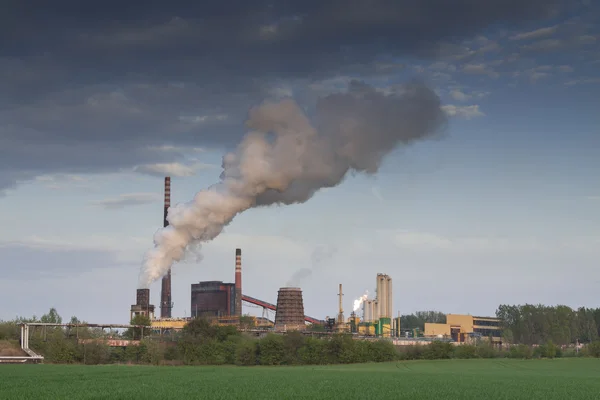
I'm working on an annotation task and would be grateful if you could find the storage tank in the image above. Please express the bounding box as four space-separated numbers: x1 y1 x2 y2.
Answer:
387 276 393 320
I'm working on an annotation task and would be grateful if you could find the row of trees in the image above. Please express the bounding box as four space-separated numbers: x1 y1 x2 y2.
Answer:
395 306 600 346
496 305 600 345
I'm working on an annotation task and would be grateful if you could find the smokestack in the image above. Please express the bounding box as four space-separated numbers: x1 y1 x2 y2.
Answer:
160 177 172 319
235 248 242 317
131 288 155 321
337 283 344 326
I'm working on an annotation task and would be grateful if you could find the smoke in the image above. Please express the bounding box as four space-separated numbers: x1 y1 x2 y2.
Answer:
138 80 446 288
353 291 369 312
285 268 312 287
285 244 337 287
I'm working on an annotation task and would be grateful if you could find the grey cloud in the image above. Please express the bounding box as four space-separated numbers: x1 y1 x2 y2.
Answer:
0 0 591 191
510 25 559 40
90 193 162 209
441 104 485 119
0 243 118 280
133 162 215 178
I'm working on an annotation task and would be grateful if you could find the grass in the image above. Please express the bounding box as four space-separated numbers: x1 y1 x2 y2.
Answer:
1 358 600 399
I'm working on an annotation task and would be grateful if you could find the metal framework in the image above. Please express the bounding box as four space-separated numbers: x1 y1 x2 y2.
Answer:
0 322 149 364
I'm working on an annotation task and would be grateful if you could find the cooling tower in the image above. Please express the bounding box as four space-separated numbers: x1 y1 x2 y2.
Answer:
274 287 305 331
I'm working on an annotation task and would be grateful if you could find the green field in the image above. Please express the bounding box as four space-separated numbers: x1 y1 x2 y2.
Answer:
1 359 599 399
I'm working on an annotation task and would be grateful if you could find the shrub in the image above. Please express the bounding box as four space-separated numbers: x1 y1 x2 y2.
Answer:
282 331 305 365
453 344 478 359
258 334 285 366
398 345 425 360
535 340 560 359
235 339 257 366
298 337 326 365
586 341 600 358
475 343 499 359
507 344 533 359
369 340 398 362
424 341 454 360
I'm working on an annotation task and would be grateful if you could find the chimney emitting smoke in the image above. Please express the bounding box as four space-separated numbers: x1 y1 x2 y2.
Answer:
138 81 446 288
160 176 172 318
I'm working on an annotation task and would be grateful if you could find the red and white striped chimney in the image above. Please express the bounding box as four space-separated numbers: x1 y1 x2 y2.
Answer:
160 176 172 319
235 248 242 316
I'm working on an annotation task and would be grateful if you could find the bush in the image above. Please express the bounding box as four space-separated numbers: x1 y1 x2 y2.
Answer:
282 331 305 365
298 337 326 365
586 341 600 358
507 344 533 359
398 345 425 360
424 341 454 360
235 339 257 366
475 343 499 359
140 339 164 365
453 344 478 359
535 340 560 359
80 342 111 365
325 334 353 364
258 334 285 366
368 340 398 362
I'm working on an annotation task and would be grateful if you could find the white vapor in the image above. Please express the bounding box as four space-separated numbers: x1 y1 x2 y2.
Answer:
285 244 338 287
353 291 369 312
138 80 446 288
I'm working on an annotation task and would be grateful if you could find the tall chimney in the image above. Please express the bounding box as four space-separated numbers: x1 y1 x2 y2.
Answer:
235 248 242 316
337 283 344 326
160 177 172 319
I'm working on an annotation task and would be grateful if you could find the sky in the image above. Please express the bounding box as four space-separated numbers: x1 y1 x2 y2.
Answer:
0 0 599 324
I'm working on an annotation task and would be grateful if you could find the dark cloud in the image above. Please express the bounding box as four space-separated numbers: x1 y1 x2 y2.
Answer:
0 0 588 192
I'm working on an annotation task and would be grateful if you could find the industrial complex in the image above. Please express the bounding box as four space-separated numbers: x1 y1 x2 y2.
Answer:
130 177 503 344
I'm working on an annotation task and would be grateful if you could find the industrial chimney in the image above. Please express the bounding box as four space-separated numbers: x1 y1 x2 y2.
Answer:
130 289 155 321
337 283 344 326
160 177 172 319
235 248 242 316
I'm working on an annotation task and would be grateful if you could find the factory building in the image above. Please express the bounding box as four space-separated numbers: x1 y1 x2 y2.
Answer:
424 314 502 343
191 281 237 318
190 248 243 318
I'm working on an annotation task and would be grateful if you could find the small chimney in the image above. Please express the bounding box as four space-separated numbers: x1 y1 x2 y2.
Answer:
235 248 242 316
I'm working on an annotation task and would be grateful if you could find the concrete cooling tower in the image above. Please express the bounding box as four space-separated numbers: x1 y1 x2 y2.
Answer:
274 287 305 331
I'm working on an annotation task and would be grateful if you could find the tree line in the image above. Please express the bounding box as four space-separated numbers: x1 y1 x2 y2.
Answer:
4 305 600 365
496 304 600 345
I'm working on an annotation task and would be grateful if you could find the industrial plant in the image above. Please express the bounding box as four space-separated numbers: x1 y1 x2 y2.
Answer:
130 177 502 344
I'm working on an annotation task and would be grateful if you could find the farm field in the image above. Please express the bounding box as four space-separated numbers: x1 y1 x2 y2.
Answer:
1 358 599 400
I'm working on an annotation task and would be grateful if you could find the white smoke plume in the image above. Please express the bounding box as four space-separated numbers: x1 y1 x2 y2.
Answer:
353 291 369 312
138 80 446 288
285 244 337 287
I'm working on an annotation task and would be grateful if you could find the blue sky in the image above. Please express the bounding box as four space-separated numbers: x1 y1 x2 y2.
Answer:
0 1 598 323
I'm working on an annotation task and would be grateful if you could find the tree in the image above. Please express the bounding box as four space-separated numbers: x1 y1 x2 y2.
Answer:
41 308 62 324
124 315 151 340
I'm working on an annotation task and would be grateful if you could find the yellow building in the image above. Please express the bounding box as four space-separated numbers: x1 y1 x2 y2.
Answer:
151 318 188 330
424 314 502 343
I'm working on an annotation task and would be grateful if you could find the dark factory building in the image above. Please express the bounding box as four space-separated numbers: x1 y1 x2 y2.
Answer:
191 281 238 318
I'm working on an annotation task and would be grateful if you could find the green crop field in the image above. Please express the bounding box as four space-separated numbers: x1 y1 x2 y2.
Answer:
1 358 599 400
